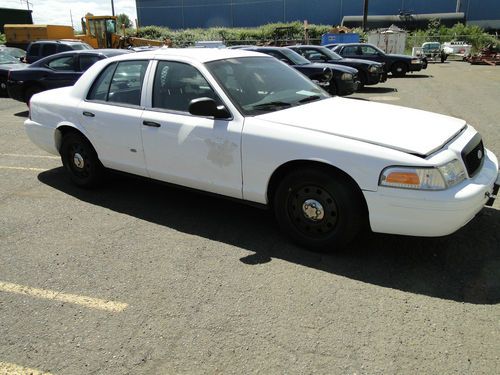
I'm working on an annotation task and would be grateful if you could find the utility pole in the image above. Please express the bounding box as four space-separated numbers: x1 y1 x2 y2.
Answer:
362 0 369 31
111 0 115 16
70 9 74 29
21 0 33 10
456 0 461 13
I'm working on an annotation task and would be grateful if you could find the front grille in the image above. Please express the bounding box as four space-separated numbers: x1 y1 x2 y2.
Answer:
461 134 485 177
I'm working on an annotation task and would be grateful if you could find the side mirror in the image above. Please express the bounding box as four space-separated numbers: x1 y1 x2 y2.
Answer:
189 97 231 119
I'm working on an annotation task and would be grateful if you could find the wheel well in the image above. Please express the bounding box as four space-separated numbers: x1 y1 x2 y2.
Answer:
55 126 89 152
266 160 368 213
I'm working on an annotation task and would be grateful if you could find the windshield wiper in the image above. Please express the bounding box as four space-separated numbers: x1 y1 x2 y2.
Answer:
297 95 322 104
252 101 293 110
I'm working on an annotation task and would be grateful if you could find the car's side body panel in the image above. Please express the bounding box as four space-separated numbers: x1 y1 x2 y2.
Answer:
24 49 499 241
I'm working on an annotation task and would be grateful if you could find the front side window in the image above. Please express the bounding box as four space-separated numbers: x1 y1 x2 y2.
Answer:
207 57 328 116
47 56 75 71
87 60 148 106
152 61 219 113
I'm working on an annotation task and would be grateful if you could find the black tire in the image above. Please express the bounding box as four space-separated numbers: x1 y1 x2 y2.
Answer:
0 78 8 97
24 86 42 104
421 58 428 69
357 71 367 91
328 80 337 96
273 168 366 252
391 62 408 77
60 132 104 188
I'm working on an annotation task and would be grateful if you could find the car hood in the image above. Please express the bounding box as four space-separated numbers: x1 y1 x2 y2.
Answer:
387 53 414 60
256 97 466 156
307 62 358 74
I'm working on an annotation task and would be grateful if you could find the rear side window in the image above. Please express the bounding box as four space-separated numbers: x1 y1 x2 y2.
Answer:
42 44 57 56
87 61 149 106
87 63 117 101
79 55 101 71
28 44 40 56
58 44 73 52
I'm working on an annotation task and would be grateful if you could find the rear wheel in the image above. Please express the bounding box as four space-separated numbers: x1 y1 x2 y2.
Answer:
391 62 407 77
60 132 104 188
273 168 366 252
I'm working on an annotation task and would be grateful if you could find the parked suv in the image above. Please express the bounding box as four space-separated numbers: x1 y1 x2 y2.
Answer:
25 40 92 63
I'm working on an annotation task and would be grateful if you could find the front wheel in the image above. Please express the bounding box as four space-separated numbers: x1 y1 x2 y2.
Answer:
60 132 104 188
273 168 366 252
391 62 408 77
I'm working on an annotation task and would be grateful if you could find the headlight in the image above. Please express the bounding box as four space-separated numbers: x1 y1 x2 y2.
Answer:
368 65 378 73
322 67 333 82
341 73 353 81
380 160 466 190
411 59 421 64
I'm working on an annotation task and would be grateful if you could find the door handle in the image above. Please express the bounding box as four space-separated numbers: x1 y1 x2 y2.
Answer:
142 120 161 128
83 111 95 117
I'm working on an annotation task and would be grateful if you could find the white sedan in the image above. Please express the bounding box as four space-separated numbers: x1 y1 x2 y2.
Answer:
24 48 499 251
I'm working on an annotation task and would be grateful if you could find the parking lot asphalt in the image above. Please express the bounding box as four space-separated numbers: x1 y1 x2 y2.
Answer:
0 61 499 375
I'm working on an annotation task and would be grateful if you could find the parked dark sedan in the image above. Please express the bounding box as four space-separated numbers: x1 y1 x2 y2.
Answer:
0 53 27 97
328 43 425 77
243 46 359 96
7 49 130 104
289 45 387 89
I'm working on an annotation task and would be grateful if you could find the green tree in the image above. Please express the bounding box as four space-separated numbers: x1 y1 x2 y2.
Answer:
117 13 133 29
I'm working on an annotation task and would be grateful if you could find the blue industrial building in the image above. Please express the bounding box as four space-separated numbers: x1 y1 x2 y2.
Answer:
136 0 500 30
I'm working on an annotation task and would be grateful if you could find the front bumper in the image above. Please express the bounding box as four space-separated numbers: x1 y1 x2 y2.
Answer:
409 62 423 72
335 77 357 96
364 149 499 237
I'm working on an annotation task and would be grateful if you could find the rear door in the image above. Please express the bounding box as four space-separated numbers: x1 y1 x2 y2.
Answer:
78 60 150 176
43 54 81 89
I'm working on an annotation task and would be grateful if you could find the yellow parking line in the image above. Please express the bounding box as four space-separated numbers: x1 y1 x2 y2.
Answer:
0 281 128 313
0 361 54 375
0 153 59 159
0 166 47 172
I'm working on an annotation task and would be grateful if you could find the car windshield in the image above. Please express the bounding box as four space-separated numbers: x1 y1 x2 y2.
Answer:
368 44 385 54
206 56 329 116
0 53 19 64
316 46 343 61
280 48 311 65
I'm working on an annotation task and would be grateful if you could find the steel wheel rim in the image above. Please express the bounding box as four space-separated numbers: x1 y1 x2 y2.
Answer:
69 143 91 178
287 184 339 239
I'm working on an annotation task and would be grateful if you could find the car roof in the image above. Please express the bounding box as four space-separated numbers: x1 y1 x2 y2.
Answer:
30 49 129 66
107 47 266 63
30 40 87 44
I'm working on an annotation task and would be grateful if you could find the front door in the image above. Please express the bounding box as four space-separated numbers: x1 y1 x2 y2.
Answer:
141 60 243 199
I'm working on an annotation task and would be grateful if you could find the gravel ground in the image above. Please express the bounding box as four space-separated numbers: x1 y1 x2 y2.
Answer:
0 61 499 375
